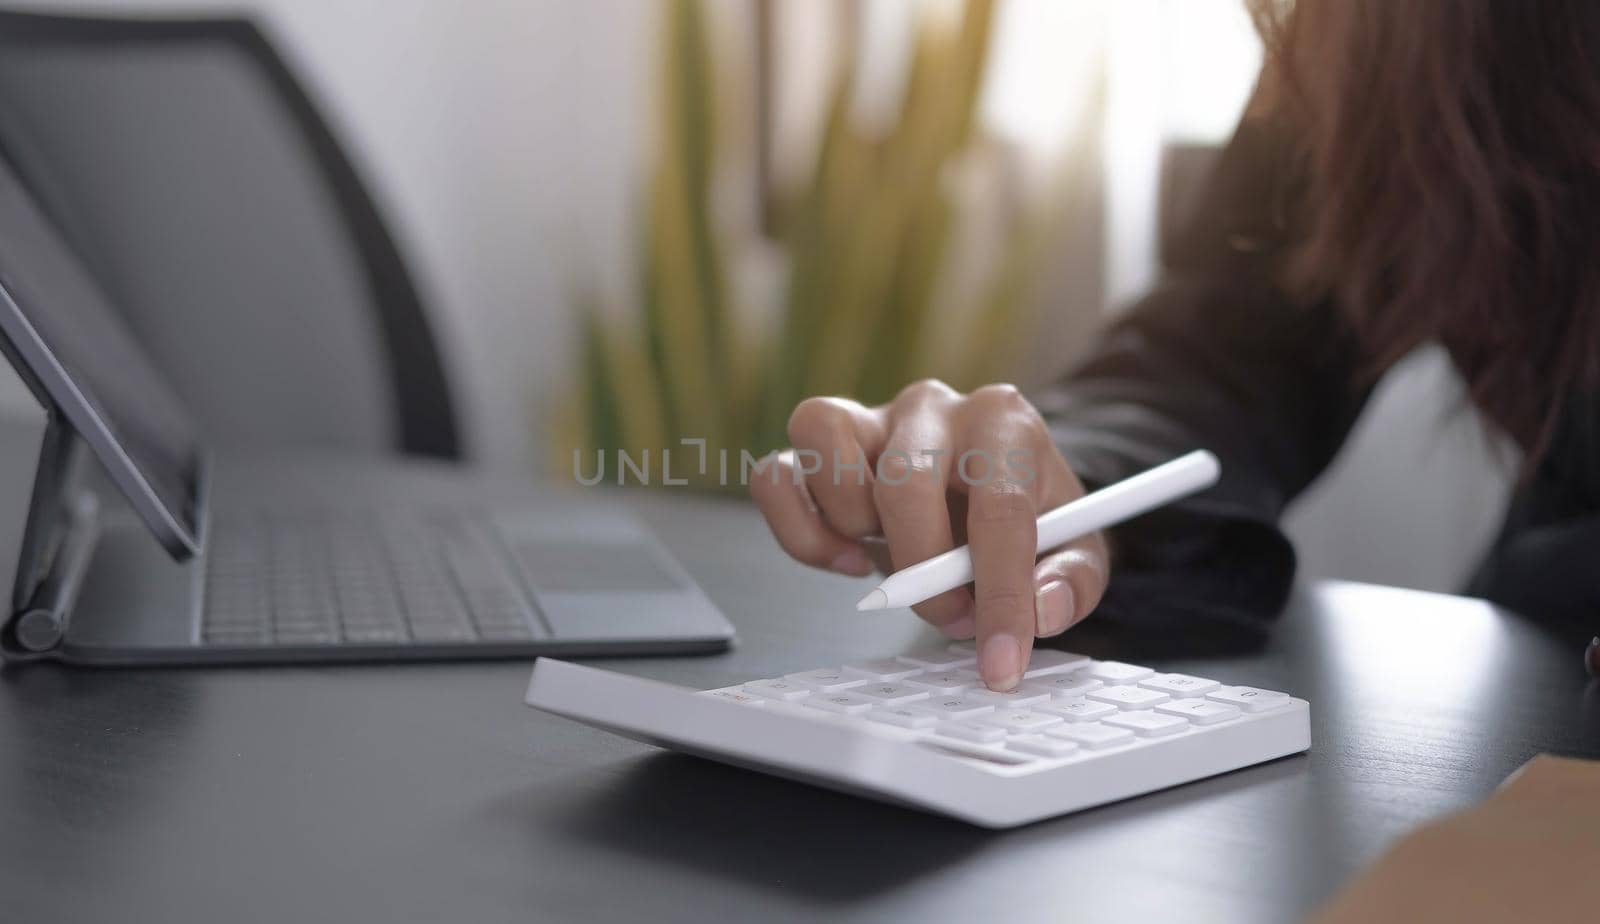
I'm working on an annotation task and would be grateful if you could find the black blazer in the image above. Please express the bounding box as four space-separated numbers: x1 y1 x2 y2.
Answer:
1035 109 1600 635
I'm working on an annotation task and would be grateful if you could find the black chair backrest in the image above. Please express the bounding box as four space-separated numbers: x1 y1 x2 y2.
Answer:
0 9 461 459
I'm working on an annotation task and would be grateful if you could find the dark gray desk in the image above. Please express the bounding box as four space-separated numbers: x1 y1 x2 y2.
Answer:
2 494 1597 924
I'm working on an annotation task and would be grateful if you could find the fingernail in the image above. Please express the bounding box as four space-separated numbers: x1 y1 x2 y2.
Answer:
830 547 873 576
980 634 1023 691
1035 580 1073 637
940 615 976 640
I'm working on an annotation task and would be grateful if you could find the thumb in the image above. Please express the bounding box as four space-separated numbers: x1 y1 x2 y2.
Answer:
1032 534 1109 638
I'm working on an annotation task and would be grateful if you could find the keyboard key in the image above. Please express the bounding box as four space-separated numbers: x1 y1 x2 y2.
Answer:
273 628 340 645
203 627 271 646
904 670 981 694
343 626 408 644
742 679 813 702
472 607 533 630
910 697 995 720
1034 698 1118 722
1007 734 1080 758
409 623 478 643
936 721 1007 744
340 611 405 630
701 688 765 706
1207 686 1292 712
853 683 931 705
785 669 869 693
1155 699 1240 725
273 614 338 631
1104 710 1190 737
979 710 1064 733
899 649 978 669
1022 649 1090 678
804 692 878 716
946 641 977 654
867 707 939 730
844 658 924 681
1139 673 1220 698
1086 685 1170 710
444 533 542 633
1081 661 1154 685
1046 722 1135 749
477 623 534 641
1022 674 1104 700
965 687 1052 707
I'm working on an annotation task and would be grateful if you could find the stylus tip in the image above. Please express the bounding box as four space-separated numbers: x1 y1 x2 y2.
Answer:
855 588 889 611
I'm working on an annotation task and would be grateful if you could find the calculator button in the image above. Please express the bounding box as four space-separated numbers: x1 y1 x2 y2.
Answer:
803 692 877 715
1081 661 1154 685
904 670 981 694
1206 686 1292 712
1022 674 1104 699
1045 722 1134 749
784 669 869 692
1155 699 1240 725
1007 734 1080 758
1021 649 1090 678
1103 710 1190 737
935 721 1007 744
1086 685 1170 710
700 688 765 706
1139 673 1220 698
979 709 1063 733
762 701 824 721
844 658 924 681
965 687 1052 707
741 679 813 702
866 707 939 729
853 683 931 705
1034 698 1118 722
898 649 978 669
910 697 995 719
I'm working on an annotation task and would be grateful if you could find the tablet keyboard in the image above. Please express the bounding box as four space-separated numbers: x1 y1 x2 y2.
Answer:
202 511 550 647
525 647 1311 827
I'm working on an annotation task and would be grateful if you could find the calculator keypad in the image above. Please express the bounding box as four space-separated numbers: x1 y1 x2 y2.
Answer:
701 653 1294 768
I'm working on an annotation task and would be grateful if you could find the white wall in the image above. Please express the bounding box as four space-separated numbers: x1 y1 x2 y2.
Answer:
34 0 654 475
1283 349 1516 592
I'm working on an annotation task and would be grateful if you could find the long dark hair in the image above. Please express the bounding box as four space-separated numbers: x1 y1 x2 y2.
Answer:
1249 0 1600 463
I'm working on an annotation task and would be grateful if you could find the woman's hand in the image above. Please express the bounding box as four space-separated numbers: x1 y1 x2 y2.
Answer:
750 379 1110 691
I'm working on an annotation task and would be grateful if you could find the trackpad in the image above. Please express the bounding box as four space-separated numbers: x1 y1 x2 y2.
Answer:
537 592 727 641
498 531 733 643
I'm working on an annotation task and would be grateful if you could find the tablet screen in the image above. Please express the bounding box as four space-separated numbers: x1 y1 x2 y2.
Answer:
0 156 202 557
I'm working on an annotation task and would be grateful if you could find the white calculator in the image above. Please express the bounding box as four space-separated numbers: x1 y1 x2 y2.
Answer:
524 645 1310 828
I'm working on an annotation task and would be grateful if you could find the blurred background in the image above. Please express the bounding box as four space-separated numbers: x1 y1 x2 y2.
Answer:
2 0 1514 593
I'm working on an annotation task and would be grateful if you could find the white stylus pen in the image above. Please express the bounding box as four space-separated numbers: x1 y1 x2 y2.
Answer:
855 450 1221 611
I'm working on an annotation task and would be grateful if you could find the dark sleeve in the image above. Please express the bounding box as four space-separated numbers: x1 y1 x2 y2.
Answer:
1031 106 1373 628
